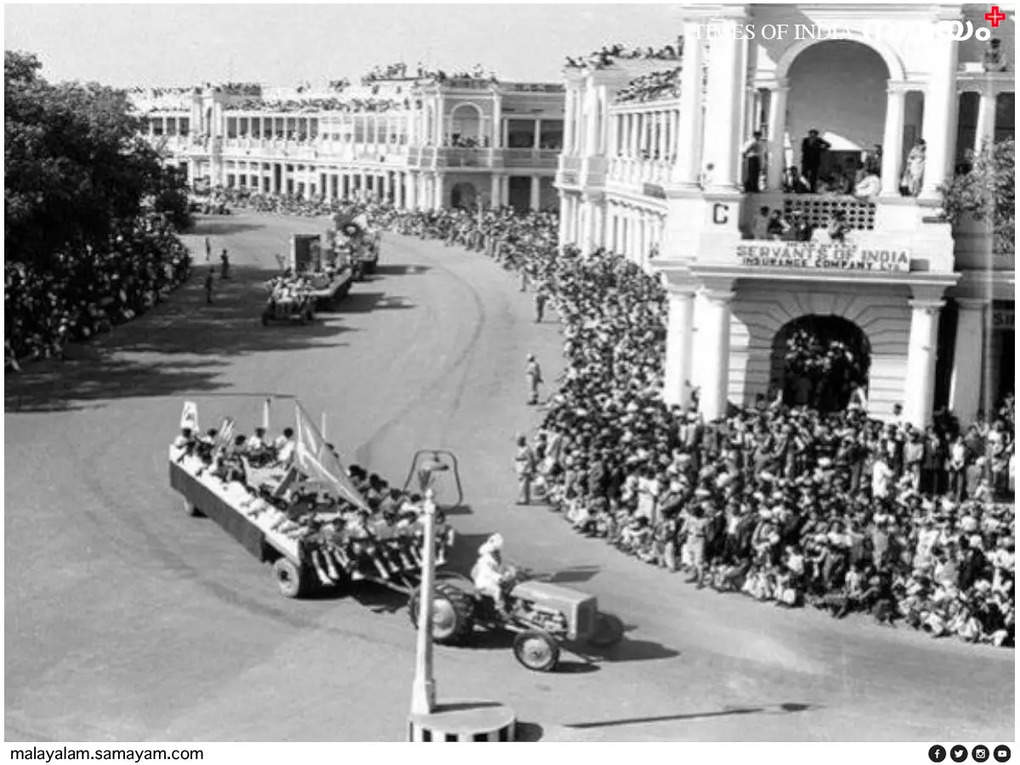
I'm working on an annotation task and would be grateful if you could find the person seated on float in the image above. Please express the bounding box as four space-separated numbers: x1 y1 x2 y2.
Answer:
273 428 296 466
471 533 513 617
172 428 197 461
301 518 341 585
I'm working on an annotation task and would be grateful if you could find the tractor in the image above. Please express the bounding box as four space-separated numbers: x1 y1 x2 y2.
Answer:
408 568 624 672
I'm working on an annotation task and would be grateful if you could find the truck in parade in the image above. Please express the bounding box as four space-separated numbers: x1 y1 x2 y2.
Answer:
169 398 623 671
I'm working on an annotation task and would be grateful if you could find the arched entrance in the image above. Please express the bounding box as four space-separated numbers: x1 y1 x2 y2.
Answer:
770 315 871 411
450 182 477 209
449 103 483 148
786 40 892 184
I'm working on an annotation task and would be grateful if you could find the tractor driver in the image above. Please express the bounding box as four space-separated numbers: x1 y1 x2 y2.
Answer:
471 533 512 617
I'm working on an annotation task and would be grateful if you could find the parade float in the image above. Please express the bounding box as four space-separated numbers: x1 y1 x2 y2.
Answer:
168 397 454 598
331 211 380 280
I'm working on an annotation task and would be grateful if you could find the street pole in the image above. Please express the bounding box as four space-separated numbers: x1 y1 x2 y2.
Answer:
410 488 437 716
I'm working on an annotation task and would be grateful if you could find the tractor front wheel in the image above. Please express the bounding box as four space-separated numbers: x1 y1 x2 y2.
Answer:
588 613 624 648
272 557 305 598
408 581 475 645
513 630 560 672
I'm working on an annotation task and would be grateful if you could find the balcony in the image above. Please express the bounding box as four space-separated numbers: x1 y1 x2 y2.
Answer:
556 155 582 187
500 148 560 169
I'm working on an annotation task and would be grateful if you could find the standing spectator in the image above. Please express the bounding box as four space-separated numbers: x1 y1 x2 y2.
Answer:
204 236 212 261
204 269 215 304
514 434 536 505
220 249 231 279
741 131 766 193
525 353 543 405
983 38 1008 73
534 286 548 323
900 139 926 197
800 129 832 192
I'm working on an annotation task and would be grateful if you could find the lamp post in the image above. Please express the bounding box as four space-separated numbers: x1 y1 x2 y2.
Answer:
410 487 438 716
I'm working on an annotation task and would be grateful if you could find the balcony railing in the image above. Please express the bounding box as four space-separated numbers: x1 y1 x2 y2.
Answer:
608 156 673 186
501 148 560 168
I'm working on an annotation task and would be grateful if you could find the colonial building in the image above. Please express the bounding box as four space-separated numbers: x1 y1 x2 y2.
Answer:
557 3 1014 427
133 72 565 212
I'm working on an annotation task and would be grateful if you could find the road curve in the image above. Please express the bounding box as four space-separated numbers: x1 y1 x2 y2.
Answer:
5 213 1013 742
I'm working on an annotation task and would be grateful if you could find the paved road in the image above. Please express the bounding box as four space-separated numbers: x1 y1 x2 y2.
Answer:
5 213 1013 742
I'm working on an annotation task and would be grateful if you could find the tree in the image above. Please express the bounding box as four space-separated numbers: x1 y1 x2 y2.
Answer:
5 50 189 268
941 138 1014 258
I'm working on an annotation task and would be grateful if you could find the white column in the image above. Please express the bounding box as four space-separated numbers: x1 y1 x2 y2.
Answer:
949 299 986 424
561 196 573 244
529 175 541 211
434 173 445 210
407 172 418 210
435 97 444 146
903 297 945 427
880 85 907 197
703 16 746 192
491 173 501 207
663 285 697 407
533 118 541 149
695 285 735 421
920 28 959 200
563 89 576 153
673 29 704 185
766 82 789 191
974 87 997 154
382 171 391 201
584 89 599 156
492 94 502 149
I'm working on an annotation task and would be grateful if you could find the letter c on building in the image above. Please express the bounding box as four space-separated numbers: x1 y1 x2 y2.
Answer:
713 203 729 224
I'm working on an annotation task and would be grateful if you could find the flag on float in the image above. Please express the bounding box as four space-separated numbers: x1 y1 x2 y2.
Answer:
213 417 235 451
180 401 199 432
293 401 370 511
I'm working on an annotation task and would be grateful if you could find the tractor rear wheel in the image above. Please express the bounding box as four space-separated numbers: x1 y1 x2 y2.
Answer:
408 581 475 645
588 613 624 648
272 557 305 598
513 630 560 672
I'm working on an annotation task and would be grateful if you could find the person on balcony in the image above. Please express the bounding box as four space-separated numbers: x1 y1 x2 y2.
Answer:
800 129 831 193
900 139 926 197
854 169 881 200
741 131 767 193
783 166 811 194
983 38 1008 73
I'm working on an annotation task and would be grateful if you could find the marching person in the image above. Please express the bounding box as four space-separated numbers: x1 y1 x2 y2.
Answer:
525 353 543 405
204 236 211 262
220 249 230 279
204 268 215 304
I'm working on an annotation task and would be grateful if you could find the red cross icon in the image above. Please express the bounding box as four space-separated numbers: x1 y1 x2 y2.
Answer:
985 5 1007 27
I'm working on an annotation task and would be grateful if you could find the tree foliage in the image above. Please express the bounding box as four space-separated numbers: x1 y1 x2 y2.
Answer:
941 138 1015 257
4 50 190 267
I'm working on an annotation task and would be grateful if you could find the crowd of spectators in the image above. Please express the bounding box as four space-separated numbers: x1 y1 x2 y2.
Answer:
206 188 1015 647
614 68 682 104
223 95 404 114
565 41 683 70
5 215 192 368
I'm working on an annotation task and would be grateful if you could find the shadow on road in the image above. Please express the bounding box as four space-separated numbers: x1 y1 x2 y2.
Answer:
372 264 431 277
188 218 266 237
561 702 817 730
515 722 544 742
5 263 362 413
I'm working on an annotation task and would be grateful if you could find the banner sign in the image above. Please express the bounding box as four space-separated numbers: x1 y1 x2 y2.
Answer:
736 240 910 272
992 310 1014 330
